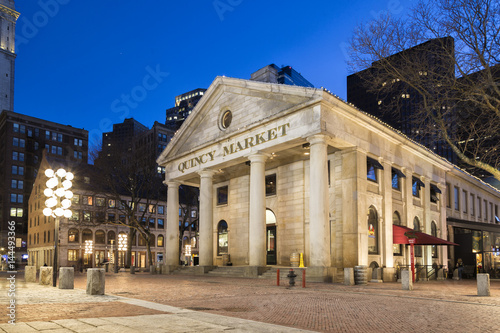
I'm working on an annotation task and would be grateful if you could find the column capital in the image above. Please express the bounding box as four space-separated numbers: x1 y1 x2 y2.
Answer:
248 152 269 163
164 180 181 188
198 169 217 179
307 134 329 146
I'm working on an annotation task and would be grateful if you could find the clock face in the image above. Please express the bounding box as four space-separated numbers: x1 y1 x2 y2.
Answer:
221 110 232 129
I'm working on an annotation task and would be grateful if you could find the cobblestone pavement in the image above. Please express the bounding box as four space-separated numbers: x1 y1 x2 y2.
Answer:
1 271 500 332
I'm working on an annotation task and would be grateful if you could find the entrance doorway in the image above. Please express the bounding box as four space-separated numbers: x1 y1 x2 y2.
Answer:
266 208 277 265
266 226 277 265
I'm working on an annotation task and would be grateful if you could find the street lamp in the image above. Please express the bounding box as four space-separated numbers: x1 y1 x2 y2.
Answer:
43 168 73 287
118 233 128 268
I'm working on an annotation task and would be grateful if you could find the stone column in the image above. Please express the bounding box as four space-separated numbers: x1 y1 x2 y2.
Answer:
248 153 267 267
308 135 330 268
165 181 180 269
199 169 216 267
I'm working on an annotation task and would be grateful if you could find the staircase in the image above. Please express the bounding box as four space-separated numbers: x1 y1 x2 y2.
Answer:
207 266 253 277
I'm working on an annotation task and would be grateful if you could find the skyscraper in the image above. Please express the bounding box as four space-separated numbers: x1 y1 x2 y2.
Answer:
0 0 18 112
0 111 89 263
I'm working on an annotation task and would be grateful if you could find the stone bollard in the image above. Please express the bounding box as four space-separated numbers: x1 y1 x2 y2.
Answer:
86 268 105 295
59 267 74 289
39 267 53 286
24 266 36 283
401 269 413 291
477 273 490 296
130 265 135 274
437 268 445 281
344 268 355 286
453 269 459 280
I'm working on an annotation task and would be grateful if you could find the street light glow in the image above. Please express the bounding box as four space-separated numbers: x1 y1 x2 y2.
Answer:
43 168 73 218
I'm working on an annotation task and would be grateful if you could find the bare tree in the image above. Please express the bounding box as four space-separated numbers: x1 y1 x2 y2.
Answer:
91 141 166 267
347 0 500 180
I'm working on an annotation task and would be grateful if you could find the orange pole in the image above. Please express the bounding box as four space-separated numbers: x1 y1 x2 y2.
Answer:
302 269 306 288
277 269 280 286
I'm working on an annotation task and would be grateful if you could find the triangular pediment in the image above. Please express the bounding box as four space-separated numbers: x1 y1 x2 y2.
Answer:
158 76 321 165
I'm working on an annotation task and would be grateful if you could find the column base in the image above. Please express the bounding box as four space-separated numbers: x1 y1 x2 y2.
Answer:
244 266 268 278
305 266 335 283
383 267 396 282
162 265 179 275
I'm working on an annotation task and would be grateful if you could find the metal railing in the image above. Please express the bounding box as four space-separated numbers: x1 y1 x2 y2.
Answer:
396 264 444 281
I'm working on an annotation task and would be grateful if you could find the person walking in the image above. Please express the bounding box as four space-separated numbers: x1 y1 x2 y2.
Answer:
456 258 464 280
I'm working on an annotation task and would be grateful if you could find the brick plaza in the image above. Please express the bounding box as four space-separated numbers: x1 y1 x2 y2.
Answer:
1 271 500 332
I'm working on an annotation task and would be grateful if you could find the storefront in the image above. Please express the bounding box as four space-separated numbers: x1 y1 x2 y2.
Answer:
448 218 500 278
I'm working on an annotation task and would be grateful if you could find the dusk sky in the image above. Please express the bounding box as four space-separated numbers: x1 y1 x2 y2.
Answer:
13 0 413 146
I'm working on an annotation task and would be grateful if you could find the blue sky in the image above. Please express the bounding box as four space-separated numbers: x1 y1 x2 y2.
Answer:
13 0 413 146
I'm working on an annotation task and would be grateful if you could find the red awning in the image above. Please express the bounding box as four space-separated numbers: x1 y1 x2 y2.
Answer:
393 225 459 246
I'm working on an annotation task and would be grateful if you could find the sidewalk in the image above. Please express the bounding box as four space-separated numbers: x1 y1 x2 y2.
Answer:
1 271 500 332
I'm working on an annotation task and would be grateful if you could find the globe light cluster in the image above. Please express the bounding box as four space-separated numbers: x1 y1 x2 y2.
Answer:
43 168 74 218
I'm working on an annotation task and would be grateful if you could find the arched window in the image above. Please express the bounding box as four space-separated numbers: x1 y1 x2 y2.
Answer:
217 220 228 255
431 221 438 258
368 206 378 254
413 217 422 257
82 229 92 242
149 234 155 247
95 230 105 244
266 209 276 225
68 228 79 243
393 211 402 256
157 235 164 247
107 231 116 245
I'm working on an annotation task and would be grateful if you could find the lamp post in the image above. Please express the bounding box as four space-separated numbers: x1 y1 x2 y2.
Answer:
118 233 127 268
43 168 73 287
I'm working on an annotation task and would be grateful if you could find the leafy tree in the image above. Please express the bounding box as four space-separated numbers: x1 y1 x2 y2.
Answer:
347 0 500 180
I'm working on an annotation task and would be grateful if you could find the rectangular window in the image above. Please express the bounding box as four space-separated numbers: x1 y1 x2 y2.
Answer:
20 139 25 148
10 208 23 217
108 199 115 208
45 130 50 140
68 250 78 262
19 153 24 161
490 203 493 222
57 133 63 142
191 210 197 218
138 203 146 212
13 123 19 132
412 177 424 197
454 187 459 211
484 200 488 221
367 157 383 183
70 211 79 221
265 174 277 196
13 137 18 146
217 186 228 205
391 168 405 190
462 190 468 213
96 197 105 207
446 183 451 208
470 194 475 216
477 197 482 218
72 195 80 205
430 184 440 203
148 205 155 213
12 151 18 160
83 196 93 205
57 147 63 155
107 213 115 221
157 205 164 214
149 218 155 229
51 146 56 154
158 218 164 229
83 211 91 221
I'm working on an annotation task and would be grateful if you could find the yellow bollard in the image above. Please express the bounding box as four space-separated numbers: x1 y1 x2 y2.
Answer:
299 253 304 267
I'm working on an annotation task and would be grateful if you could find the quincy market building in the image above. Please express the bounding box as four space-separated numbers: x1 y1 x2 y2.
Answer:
157 76 500 282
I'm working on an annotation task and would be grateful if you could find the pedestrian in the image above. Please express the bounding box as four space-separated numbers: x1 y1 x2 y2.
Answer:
456 258 464 280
